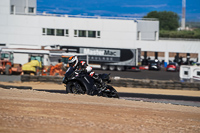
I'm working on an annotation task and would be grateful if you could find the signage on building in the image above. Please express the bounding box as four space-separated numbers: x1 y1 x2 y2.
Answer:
80 48 120 62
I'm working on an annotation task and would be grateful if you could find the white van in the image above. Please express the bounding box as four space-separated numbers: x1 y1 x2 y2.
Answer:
179 65 200 82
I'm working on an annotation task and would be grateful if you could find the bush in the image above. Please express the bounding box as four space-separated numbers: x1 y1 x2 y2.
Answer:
160 29 200 39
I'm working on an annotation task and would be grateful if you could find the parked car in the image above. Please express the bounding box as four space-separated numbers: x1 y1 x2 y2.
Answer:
148 59 161 71
166 62 179 72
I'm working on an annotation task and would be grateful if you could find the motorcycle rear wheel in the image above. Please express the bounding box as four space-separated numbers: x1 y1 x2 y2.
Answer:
66 82 85 94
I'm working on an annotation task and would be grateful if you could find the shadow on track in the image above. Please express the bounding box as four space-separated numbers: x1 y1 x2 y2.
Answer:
35 89 66 94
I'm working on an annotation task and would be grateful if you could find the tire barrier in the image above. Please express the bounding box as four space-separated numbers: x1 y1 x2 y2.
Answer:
20 75 200 91
21 75 63 84
111 78 200 91
0 84 32 90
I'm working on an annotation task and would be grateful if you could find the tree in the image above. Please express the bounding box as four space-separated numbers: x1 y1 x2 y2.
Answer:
143 11 180 31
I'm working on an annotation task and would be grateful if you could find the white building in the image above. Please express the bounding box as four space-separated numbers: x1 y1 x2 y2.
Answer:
0 0 200 66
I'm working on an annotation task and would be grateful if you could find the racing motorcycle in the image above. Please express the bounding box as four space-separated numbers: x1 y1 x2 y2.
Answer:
63 67 119 98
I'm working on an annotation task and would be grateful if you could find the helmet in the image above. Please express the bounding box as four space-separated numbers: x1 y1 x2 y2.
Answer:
68 56 78 67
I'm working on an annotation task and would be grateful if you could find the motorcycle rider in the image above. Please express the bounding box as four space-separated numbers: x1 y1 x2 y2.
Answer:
63 56 100 83
62 56 118 98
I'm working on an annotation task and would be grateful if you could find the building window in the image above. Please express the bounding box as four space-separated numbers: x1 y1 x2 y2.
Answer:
88 31 96 38
11 5 15 14
79 30 86 37
42 28 100 38
65 30 69 37
155 31 158 40
56 29 64 36
137 31 141 40
184 71 188 75
28 7 34 13
97 31 101 38
47 29 55 35
43 28 69 37
0 44 6 46
197 71 200 76
74 30 100 38
74 30 78 37
42 28 46 35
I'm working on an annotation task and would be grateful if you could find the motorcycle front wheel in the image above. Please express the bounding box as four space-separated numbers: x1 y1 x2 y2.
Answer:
100 85 119 98
66 82 85 94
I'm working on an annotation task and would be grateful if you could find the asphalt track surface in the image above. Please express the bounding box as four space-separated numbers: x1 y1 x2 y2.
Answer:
0 69 198 107
118 92 200 107
94 68 180 81
93 69 200 107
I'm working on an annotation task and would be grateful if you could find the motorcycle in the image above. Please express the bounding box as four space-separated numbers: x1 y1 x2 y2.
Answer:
63 67 119 98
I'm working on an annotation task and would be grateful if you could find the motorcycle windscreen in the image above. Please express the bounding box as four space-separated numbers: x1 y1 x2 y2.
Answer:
65 67 74 78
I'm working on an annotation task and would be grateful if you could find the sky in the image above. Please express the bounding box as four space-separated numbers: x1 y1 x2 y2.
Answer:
37 0 200 22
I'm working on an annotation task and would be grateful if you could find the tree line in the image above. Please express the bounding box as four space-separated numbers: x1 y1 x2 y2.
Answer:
143 11 200 39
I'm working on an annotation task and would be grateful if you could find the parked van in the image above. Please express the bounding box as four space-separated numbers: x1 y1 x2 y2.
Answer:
179 65 200 82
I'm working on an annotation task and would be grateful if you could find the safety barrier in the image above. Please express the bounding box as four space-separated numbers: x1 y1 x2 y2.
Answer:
21 75 200 91
111 78 200 91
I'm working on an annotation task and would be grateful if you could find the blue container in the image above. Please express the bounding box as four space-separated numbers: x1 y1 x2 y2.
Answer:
164 62 168 67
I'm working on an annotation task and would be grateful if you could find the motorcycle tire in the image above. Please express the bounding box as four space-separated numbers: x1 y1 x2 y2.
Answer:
66 82 85 94
101 85 119 98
